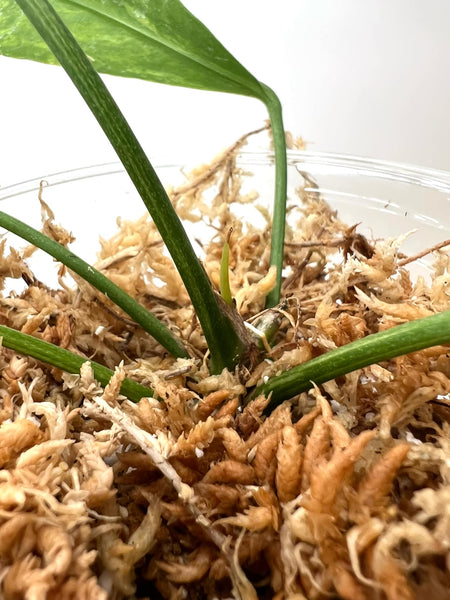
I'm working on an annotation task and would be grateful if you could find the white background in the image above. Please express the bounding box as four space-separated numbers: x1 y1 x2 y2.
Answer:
1 0 450 187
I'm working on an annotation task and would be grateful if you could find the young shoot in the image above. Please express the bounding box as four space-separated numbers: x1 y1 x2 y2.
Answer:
220 228 233 306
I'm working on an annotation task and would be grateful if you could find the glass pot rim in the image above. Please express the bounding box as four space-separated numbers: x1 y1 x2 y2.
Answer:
1 150 450 200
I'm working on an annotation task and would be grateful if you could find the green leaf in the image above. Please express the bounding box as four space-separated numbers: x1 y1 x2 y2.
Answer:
0 324 153 402
252 310 450 413
0 0 265 98
0 210 188 359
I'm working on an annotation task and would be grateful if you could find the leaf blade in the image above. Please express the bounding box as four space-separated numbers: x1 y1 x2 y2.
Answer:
0 0 265 97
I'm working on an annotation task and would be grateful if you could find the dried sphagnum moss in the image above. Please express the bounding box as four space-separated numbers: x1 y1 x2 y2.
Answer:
0 138 449 600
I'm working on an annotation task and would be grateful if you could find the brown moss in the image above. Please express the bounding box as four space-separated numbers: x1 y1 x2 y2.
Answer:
0 138 448 599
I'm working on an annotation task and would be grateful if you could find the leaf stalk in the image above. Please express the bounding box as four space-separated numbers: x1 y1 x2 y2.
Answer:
0 325 152 402
0 210 188 358
260 84 288 308
253 310 450 413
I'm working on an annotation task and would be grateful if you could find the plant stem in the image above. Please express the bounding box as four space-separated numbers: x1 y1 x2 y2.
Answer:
14 0 246 374
0 211 188 359
260 84 288 308
252 310 450 413
0 325 152 402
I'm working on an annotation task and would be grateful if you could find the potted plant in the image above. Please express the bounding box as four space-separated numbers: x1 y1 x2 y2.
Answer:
0 1 448 599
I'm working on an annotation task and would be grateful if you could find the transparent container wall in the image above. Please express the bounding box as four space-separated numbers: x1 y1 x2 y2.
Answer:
1 152 450 291
292 152 450 252
0 163 187 291
0 163 186 262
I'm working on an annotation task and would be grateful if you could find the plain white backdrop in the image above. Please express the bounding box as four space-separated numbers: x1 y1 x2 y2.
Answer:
1 0 450 187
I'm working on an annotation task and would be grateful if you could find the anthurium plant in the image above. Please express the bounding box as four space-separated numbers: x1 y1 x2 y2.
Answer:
0 0 449 408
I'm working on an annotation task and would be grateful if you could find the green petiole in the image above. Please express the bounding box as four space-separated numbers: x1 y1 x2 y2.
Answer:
0 211 188 359
253 310 450 413
0 325 153 402
260 85 288 308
